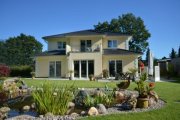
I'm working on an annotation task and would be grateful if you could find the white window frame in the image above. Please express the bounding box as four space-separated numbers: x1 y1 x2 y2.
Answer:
108 40 118 48
57 42 66 50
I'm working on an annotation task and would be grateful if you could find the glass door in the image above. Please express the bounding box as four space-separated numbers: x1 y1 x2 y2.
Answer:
109 60 115 77
49 61 55 77
56 61 61 77
49 61 61 77
81 60 87 77
74 61 80 77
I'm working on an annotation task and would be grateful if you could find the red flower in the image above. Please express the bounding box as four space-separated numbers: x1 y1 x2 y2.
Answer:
149 82 155 88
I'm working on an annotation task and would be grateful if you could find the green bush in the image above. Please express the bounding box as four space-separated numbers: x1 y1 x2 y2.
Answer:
32 81 75 115
10 65 33 77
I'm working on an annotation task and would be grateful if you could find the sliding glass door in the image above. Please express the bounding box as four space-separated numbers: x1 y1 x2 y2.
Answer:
74 60 94 78
49 61 61 77
109 60 122 77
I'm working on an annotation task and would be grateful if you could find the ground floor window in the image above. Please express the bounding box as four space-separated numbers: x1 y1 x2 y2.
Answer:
74 60 94 78
49 61 61 77
109 60 122 77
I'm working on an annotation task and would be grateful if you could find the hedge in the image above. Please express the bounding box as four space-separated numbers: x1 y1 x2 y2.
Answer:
10 65 33 77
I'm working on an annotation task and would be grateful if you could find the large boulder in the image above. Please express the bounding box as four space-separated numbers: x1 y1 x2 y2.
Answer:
88 107 99 116
0 107 10 119
96 104 107 114
74 90 89 106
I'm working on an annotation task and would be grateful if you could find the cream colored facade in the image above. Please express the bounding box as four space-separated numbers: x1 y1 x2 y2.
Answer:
35 31 141 79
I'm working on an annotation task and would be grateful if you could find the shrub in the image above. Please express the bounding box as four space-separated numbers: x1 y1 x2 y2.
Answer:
32 81 75 115
0 64 10 77
10 65 33 77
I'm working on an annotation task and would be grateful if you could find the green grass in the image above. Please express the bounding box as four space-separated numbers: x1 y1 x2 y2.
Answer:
23 78 180 120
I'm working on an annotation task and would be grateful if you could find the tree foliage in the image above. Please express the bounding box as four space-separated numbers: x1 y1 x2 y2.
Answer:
94 13 151 52
169 48 176 59
0 34 42 66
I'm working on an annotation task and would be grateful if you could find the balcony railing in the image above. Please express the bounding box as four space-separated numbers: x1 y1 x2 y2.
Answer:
68 44 102 53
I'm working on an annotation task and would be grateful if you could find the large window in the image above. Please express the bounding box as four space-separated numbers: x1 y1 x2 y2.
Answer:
58 42 66 50
108 40 117 48
109 60 122 77
81 40 92 52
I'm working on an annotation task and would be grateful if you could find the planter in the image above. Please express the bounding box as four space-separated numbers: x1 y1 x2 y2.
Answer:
137 98 149 108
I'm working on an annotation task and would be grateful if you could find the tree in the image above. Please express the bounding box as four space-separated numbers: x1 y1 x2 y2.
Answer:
94 13 151 52
169 48 176 59
0 34 42 66
178 46 180 57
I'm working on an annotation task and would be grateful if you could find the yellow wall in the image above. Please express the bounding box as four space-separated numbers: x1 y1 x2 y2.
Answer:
46 35 130 52
102 55 137 73
35 56 67 77
102 36 128 49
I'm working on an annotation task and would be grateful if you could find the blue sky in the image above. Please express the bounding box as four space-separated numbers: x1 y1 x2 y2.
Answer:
0 0 180 59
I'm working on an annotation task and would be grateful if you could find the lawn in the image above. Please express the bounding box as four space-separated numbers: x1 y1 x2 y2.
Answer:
23 78 180 120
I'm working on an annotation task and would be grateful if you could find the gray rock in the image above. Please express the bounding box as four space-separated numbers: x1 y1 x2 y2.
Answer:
80 111 86 116
96 104 107 114
75 90 89 106
70 112 79 118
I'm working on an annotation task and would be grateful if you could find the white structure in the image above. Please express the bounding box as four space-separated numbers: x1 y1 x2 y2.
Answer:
154 66 160 81
148 50 154 76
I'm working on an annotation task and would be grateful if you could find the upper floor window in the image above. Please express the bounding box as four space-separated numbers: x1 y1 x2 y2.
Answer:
81 40 91 52
58 42 66 50
108 40 117 48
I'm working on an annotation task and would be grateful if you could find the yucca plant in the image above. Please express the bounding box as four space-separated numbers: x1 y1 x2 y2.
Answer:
83 94 95 108
32 81 75 115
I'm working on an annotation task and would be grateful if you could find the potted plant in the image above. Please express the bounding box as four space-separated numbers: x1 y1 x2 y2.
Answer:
102 69 109 79
30 72 35 79
135 73 149 108
89 74 94 81
69 70 74 80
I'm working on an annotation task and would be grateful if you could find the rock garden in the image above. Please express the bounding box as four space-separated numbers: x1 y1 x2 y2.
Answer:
0 73 166 120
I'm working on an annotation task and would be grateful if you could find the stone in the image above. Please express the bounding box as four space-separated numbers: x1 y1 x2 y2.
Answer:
75 90 89 106
70 112 79 118
96 104 107 114
0 107 10 113
31 103 36 109
88 107 99 116
68 102 75 108
66 102 75 114
45 112 54 118
94 90 105 97
115 91 125 103
22 105 30 111
6 115 35 120
39 115 44 118
149 96 157 106
80 111 86 116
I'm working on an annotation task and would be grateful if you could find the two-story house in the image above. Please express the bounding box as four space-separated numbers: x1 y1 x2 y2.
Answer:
35 30 142 79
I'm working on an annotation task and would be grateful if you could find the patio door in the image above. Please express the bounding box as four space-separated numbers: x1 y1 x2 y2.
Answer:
109 60 122 77
49 61 61 77
74 60 94 78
